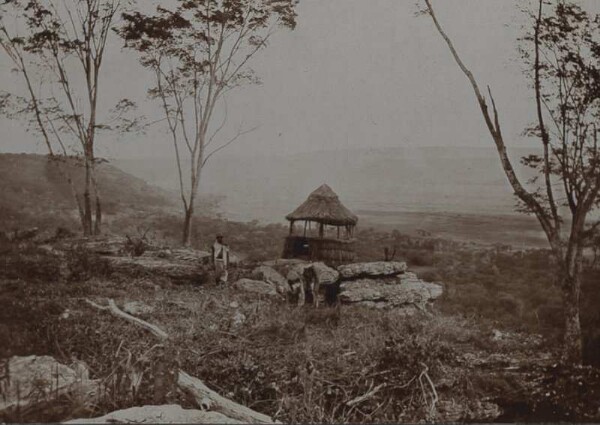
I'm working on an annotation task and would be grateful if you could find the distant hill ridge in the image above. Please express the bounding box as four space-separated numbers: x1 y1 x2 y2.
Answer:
116 145 538 223
0 153 177 230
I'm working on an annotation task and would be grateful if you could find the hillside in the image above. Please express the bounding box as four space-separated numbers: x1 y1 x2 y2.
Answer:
0 153 178 231
0 151 548 247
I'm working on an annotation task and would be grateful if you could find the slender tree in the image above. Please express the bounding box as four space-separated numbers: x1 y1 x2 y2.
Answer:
0 0 135 236
424 0 600 363
118 0 296 246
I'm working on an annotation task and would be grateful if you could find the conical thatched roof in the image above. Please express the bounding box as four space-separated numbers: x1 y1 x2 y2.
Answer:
286 184 358 226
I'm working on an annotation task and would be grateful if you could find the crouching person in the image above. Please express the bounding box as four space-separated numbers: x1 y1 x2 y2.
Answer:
287 265 320 307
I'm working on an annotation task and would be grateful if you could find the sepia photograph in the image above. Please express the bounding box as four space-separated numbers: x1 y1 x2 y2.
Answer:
1 0 599 423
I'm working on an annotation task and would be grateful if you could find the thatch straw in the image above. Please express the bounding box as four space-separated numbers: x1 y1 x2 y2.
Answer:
286 184 358 226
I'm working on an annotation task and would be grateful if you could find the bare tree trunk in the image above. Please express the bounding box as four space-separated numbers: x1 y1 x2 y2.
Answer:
94 193 102 236
182 205 194 247
559 245 584 362
92 170 102 236
424 0 590 364
83 156 94 236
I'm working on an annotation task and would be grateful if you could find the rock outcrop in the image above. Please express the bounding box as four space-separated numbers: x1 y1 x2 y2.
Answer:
339 277 443 310
52 237 213 284
107 256 203 284
337 261 407 279
64 405 242 424
334 261 442 310
0 356 98 414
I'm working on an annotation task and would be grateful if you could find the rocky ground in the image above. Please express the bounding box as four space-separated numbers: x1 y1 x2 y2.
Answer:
1 233 599 423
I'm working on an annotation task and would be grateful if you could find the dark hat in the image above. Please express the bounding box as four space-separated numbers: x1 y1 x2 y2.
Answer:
216 234 224 239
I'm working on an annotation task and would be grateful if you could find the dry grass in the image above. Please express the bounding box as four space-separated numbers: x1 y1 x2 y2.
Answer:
2 240 600 423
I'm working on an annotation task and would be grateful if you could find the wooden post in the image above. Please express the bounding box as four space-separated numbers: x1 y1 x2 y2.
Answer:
337 226 340 239
303 221 307 237
289 220 294 235
319 223 324 238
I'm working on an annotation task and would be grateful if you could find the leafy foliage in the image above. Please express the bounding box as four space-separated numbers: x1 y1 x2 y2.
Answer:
117 0 297 245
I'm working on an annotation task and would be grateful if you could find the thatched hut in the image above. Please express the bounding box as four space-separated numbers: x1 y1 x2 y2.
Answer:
282 184 358 265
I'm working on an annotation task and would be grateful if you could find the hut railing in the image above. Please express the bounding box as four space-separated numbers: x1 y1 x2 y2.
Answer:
282 235 356 265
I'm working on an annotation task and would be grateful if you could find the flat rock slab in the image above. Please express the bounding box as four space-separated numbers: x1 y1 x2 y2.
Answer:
58 237 127 256
145 248 211 262
261 259 308 268
1 356 98 413
339 277 442 309
232 278 279 297
337 261 407 279
107 257 202 283
64 405 242 424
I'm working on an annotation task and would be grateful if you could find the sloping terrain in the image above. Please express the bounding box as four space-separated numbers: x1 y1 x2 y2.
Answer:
1 236 599 423
0 153 177 231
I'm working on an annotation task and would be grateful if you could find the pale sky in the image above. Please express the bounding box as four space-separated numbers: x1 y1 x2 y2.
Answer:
0 1 594 159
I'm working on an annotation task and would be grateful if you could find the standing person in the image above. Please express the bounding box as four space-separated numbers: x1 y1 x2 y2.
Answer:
212 234 229 285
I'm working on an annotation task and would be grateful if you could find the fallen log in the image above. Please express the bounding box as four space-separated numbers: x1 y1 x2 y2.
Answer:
85 298 276 424
177 371 275 424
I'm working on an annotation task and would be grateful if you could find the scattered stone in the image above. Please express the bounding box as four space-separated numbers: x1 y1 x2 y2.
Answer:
64 404 242 424
229 301 240 309
231 311 246 329
0 356 98 414
232 278 278 297
492 329 505 341
122 301 154 316
437 399 502 422
337 261 407 279
251 266 289 294
465 401 503 422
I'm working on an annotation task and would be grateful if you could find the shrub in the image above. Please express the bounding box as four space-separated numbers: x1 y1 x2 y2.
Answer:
407 250 435 267
64 245 111 282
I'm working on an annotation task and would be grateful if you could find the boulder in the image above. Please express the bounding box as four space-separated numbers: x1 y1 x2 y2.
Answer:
232 278 279 297
311 262 339 285
64 405 241 424
230 311 247 329
338 276 442 309
337 261 407 279
251 266 289 294
0 356 98 413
